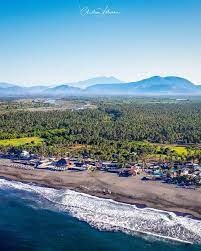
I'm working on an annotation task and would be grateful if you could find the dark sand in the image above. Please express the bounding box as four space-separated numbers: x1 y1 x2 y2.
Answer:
0 160 201 218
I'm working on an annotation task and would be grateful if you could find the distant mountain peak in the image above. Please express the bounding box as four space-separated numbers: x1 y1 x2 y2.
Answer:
86 76 200 95
68 76 123 88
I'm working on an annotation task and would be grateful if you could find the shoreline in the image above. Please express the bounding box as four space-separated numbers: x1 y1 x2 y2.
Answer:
0 164 201 220
1 175 200 222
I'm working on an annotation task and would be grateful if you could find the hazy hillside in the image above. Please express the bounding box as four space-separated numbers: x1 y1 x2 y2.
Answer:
43 85 81 96
0 76 200 97
86 76 200 95
68 76 123 88
0 82 18 88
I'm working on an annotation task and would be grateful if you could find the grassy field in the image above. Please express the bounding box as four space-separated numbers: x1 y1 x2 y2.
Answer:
168 146 188 156
0 137 43 147
154 143 189 156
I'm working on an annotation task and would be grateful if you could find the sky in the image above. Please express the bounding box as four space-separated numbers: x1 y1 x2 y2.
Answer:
0 0 201 85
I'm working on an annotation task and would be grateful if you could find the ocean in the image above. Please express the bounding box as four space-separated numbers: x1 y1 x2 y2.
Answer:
0 178 200 251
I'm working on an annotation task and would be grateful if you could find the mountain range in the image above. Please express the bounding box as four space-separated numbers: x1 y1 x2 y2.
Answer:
0 76 201 97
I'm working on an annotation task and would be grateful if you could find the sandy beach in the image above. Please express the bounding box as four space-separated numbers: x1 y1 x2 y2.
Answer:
0 159 201 219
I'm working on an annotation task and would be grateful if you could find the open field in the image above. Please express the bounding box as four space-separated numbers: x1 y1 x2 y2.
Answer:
154 144 188 155
0 99 97 114
168 146 188 156
0 137 43 147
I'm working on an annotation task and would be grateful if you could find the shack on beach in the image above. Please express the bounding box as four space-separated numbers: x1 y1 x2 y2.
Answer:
55 158 67 167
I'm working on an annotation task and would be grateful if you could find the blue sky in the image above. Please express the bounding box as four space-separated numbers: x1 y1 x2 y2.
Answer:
0 0 201 85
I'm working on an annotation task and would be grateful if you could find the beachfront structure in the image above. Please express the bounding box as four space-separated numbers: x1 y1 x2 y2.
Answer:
55 158 67 167
20 150 30 159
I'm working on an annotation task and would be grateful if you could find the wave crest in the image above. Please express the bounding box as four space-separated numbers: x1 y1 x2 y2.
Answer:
0 178 200 244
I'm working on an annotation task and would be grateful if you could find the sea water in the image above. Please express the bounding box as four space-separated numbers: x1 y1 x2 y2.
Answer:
0 178 200 251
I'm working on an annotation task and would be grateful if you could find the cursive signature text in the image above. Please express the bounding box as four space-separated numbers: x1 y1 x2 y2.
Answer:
80 5 120 16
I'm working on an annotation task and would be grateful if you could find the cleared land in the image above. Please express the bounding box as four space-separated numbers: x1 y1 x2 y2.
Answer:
0 137 43 147
0 99 97 114
168 146 188 156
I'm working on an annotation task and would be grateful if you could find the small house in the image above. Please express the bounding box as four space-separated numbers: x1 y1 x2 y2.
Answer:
20 150 30 159
55 158 67 167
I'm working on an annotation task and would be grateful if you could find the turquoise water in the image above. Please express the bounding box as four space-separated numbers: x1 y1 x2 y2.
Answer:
0 178 200 251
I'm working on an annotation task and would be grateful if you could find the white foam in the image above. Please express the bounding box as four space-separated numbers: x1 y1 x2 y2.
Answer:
0 178 200 244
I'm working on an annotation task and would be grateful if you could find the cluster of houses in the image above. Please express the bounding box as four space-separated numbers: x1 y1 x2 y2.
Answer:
143 161 201 186
1 149 201 187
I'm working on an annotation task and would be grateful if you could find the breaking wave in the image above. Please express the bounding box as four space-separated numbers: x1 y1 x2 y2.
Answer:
0 178 200 244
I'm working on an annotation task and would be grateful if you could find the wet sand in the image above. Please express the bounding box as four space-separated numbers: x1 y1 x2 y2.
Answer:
0 160 201 218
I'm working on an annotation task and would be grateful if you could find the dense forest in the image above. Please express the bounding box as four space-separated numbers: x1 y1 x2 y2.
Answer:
0 98 201 161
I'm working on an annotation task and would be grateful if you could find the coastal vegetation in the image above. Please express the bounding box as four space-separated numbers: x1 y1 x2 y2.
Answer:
0 98 200 162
